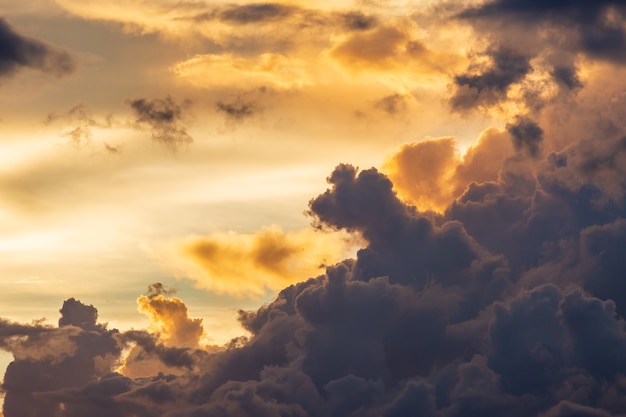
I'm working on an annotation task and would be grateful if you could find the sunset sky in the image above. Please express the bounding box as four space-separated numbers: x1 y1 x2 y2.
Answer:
2 0 626 416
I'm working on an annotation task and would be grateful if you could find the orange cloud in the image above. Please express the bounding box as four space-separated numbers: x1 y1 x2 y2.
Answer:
136 294 204 348
328 20 464 91
155 226 357 298
116 293 210 378
171 53 313 90
382 128 515 212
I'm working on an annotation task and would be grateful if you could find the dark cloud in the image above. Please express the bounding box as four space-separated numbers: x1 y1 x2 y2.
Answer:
219 3 294 24
340 11 378 31
127 96 193 151
451 0 626 113
0 18 75 78
5 126 626 415
6 53 626 417
1 301 121 417
58 298 100 331
451 48 531 110
551 65 582 89
506 116 544 158
145 282 176 299
216 100 258 124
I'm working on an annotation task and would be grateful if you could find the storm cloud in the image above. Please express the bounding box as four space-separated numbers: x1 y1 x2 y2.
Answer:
5 108 626 415
0 18 75 78
450 0 626 112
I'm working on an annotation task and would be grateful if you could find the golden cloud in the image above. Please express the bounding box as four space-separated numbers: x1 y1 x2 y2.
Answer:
156 226 357 298
136 294 204 348
327 20 465 91
171 53 313 90
382 128 515 212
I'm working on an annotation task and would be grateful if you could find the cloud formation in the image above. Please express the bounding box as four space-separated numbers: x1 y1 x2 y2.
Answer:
157 226 356 298
6 97 626 414
3 1 626 416
45 103 113 146
382 129 514 212
127 96 193 151
0 18 75 79
451 0 626 113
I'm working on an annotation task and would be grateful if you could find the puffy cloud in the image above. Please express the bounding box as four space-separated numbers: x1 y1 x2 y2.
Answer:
1 299 121 417
462 0 626 64
328 19 464 90
451 0 626 114
451 47 532 110
158 226 356 298
136 294 204 348
0 18 75 78
382 129 514 212
58 298 100 331
507 116 544 158
382 137 460 211
6 123 626 414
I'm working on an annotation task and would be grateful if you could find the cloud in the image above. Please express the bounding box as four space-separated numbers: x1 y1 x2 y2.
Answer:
451 47 532 110
156 226 357 298
450 0 626 114
0 18 75 79
127 96 193 151
171 53 313 90
145 282 176 299
6 118 626 414
44 103 113 147
328 20 463 86
374 93 409 115
218 3 295 24
461 0 626 64
58 298 100 332
506 115 544 158
136 294 204 348
381 129 515 212
5 1 626 416
1 299 121 416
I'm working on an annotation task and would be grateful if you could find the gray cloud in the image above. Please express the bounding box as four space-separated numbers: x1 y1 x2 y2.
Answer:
0 18 75 78
127 96 193 151
450 0 626 113
219 3 294 24
216 100 258 124
506 116 544 158
451 48 531 110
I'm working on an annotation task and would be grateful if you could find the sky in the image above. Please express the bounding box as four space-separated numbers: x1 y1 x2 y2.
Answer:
2 0 626 416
